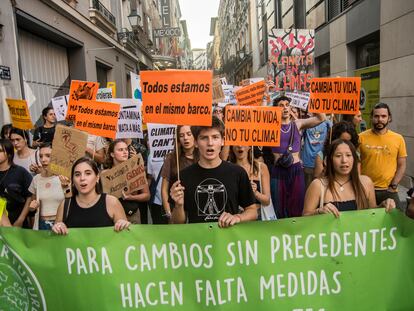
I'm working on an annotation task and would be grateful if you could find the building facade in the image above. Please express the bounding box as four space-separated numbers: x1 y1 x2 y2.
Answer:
0 0 186 123
248 0 414 185
217 0 252 85
192 48 207 70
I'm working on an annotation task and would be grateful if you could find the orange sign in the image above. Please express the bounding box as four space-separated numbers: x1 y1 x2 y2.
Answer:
224 106 282 147
141 70 212 126
235 80 266 106
66 80 99 121
308 77 361 114
74 100 120 139
5 98 33 130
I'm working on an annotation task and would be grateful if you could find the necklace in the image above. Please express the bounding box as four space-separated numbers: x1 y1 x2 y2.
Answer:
77 194 100 207
280 122 292 134
335 179 351 192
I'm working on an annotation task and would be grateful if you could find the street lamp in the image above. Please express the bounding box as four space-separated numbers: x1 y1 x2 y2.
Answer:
128 10 141 28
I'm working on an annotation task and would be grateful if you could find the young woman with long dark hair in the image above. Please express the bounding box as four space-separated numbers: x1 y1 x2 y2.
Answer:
52 157 130 234
33 107 56 147
104 139 150 224
161 125 197 220
303 139 395 217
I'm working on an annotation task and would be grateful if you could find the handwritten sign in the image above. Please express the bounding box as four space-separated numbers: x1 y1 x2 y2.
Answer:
224 106 282 146
141 70 213 126
66 80 99 122
51 95 69 122
49 124 88 178
308 77 361 114
268 29 314 92
101 154 147 198
285 91 310 110
106 98 143 139
5 99 33 130
235 81 266 106
147 124 176 162
212 77 225 103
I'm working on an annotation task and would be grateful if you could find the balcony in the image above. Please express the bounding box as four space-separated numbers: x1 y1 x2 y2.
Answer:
117 29 137 53
89 0 117 35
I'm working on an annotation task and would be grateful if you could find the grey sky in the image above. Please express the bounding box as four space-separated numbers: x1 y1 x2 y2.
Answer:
179 0 220 49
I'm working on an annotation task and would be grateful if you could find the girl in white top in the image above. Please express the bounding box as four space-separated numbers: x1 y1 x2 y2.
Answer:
28 143 70 230
10 127 40 175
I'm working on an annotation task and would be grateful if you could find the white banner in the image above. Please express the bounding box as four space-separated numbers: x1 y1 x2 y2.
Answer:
96 87 113 100
106 98 143 139
147 124 176 162
51 95 69 121
131 72 142 101
285 91 311 110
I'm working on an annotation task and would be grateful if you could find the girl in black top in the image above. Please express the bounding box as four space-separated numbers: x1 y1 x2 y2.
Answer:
303 139 395 217
33 107 56 147
52 157 130 234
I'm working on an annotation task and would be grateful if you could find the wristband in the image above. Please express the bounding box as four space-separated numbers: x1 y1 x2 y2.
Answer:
234 214 242 222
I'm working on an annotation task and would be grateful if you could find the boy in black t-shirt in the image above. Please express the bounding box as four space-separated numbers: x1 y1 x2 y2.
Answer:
170 117 257 227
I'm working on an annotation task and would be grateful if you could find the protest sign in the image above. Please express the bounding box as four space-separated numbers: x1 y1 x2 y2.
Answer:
220 77 227 85
212 77 225 103
235 80 266 106
222 84 237 105
285 91 310 110
101 154 147 198
1 210 413 310
49 124 88 177
96 87 113 100
106 98 143 139
66 80 99 122
73 99 120 139
51 95 69 122
147 123 176 162
225 106 282 146
107 81 116 97
5 98 34 130
308 77 361 114
141 70 213 126
268 29 314 92
131 72 142 100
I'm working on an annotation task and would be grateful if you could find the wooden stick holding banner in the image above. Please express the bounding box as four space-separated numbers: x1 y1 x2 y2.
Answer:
175 132 180 181
251 146 254 177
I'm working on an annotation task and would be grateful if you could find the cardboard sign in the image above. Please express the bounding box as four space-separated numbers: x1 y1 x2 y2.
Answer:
224 106 282 146
147 124 176 162
66 80 99 122
308 77 361 114
101 154 147 198
107 81 116 98
106 98 143 139
212 78 225 103
268 29 315 92
5 99 34 130
96 87 113 100
285 91 310 110
141 70 213 126
51 95 69 122
49 124 88 178
235 80 266 106
73 100 120 139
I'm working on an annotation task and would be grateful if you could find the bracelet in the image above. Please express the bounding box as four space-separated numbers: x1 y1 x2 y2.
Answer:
316 208 321 215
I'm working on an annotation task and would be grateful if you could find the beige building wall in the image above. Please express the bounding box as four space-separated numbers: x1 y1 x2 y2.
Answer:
380 0 414 180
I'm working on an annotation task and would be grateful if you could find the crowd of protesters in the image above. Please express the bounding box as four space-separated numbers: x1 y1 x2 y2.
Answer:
0 96 412 234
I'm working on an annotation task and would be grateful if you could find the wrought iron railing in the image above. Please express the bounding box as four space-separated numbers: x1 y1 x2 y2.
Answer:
90 0 116 26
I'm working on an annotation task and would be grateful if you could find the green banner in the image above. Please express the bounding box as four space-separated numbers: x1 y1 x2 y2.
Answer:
1 209 414 310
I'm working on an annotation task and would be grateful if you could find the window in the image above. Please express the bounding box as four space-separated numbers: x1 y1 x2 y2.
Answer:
356 33 380 69
96 61 111 87
317 53 330 77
